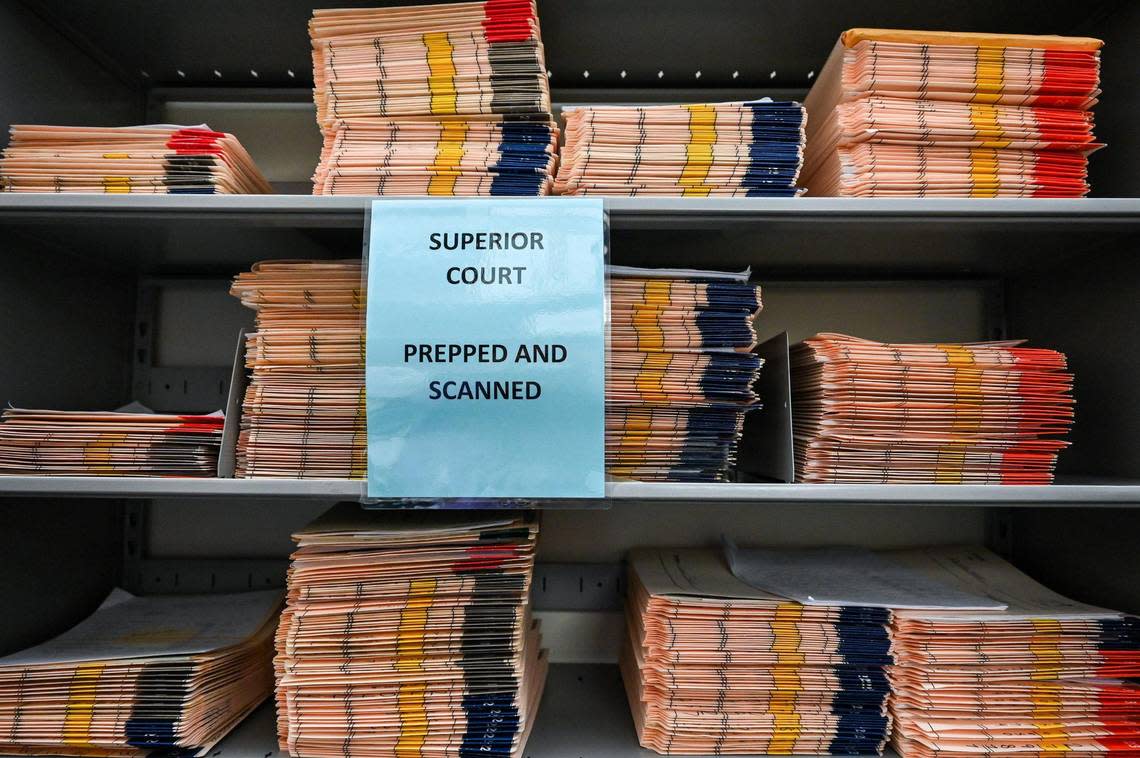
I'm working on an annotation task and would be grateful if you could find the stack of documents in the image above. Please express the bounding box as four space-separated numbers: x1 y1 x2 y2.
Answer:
888 546 1140 756
274 505 547 758
607 266 764 481
0 588 280 757
622 548 894 754
555 100 806 196
0 125 271 194
801 29 1104 196
230 260 365 478
309 0 558 195
0 408 223 477
790 333 1074 483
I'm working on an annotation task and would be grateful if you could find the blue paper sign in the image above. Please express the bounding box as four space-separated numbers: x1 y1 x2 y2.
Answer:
365 198 606 499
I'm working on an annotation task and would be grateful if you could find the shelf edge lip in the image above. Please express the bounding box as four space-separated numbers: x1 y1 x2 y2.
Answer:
0 195 1137 223
0 477 1136 505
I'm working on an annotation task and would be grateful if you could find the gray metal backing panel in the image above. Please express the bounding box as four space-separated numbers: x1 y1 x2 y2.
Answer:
1008 256 1139 479
0 239 135 410
0 499 121 656
20 0 1120 93
1013 509 1140 615
1086 3 1140 197
0 3 139 144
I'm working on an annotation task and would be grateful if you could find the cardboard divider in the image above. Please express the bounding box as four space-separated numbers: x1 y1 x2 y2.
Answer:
216 328 249 478
736 331 795 483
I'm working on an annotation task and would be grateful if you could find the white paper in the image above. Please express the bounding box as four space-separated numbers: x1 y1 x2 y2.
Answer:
629 547 788 603
888 545 1122 621
607 264 751 282
125 123 212 131
723 539 1008 609
0 588 281 666
113 401 155 414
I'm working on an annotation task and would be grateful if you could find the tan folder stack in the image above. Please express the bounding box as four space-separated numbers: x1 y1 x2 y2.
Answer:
607 266 765 482
790 333 1075 483
309 0 558 195
0 589 280 757
274 505 547 758
621 548 893 755
0 408 224 477
554 100 806 196
0 125 271 194
801 29 1104 196
888 546 1140 757
230 260 365 478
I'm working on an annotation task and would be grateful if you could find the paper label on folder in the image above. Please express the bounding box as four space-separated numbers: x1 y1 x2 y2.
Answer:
365 198 606 499
723 541 1008 610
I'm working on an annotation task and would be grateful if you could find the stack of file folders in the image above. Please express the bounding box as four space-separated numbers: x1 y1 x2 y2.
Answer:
0 588 280 757
790 333 1074 483
801 29 1104 196
309 0 558 195
889 546 1140 757
621 548 893 755
230 260 365 478
555 100 806 196
274 505 547 758
0 125 271 194
0 408 224 477
607 266 764 482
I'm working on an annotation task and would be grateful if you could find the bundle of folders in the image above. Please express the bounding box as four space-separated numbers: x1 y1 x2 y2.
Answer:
230 260 365 478
0 125 271 194
274 505 547 758
0 408 224 476
802 29 1103 196
622 548 893 755
555 100 806 196
889 546 1140 757
790 333 1074 483
310 0 558 195
607 266 764 482
0 588 280 757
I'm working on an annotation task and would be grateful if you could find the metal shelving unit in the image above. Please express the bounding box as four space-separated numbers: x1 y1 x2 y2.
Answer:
1 476 1139 506
2 2 1140 757
3 193 1138 222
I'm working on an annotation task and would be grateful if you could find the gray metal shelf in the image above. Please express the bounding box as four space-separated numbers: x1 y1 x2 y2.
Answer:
1 475 1137 506
4 195 1138 274
1 194 1138 226
156 664 896 758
